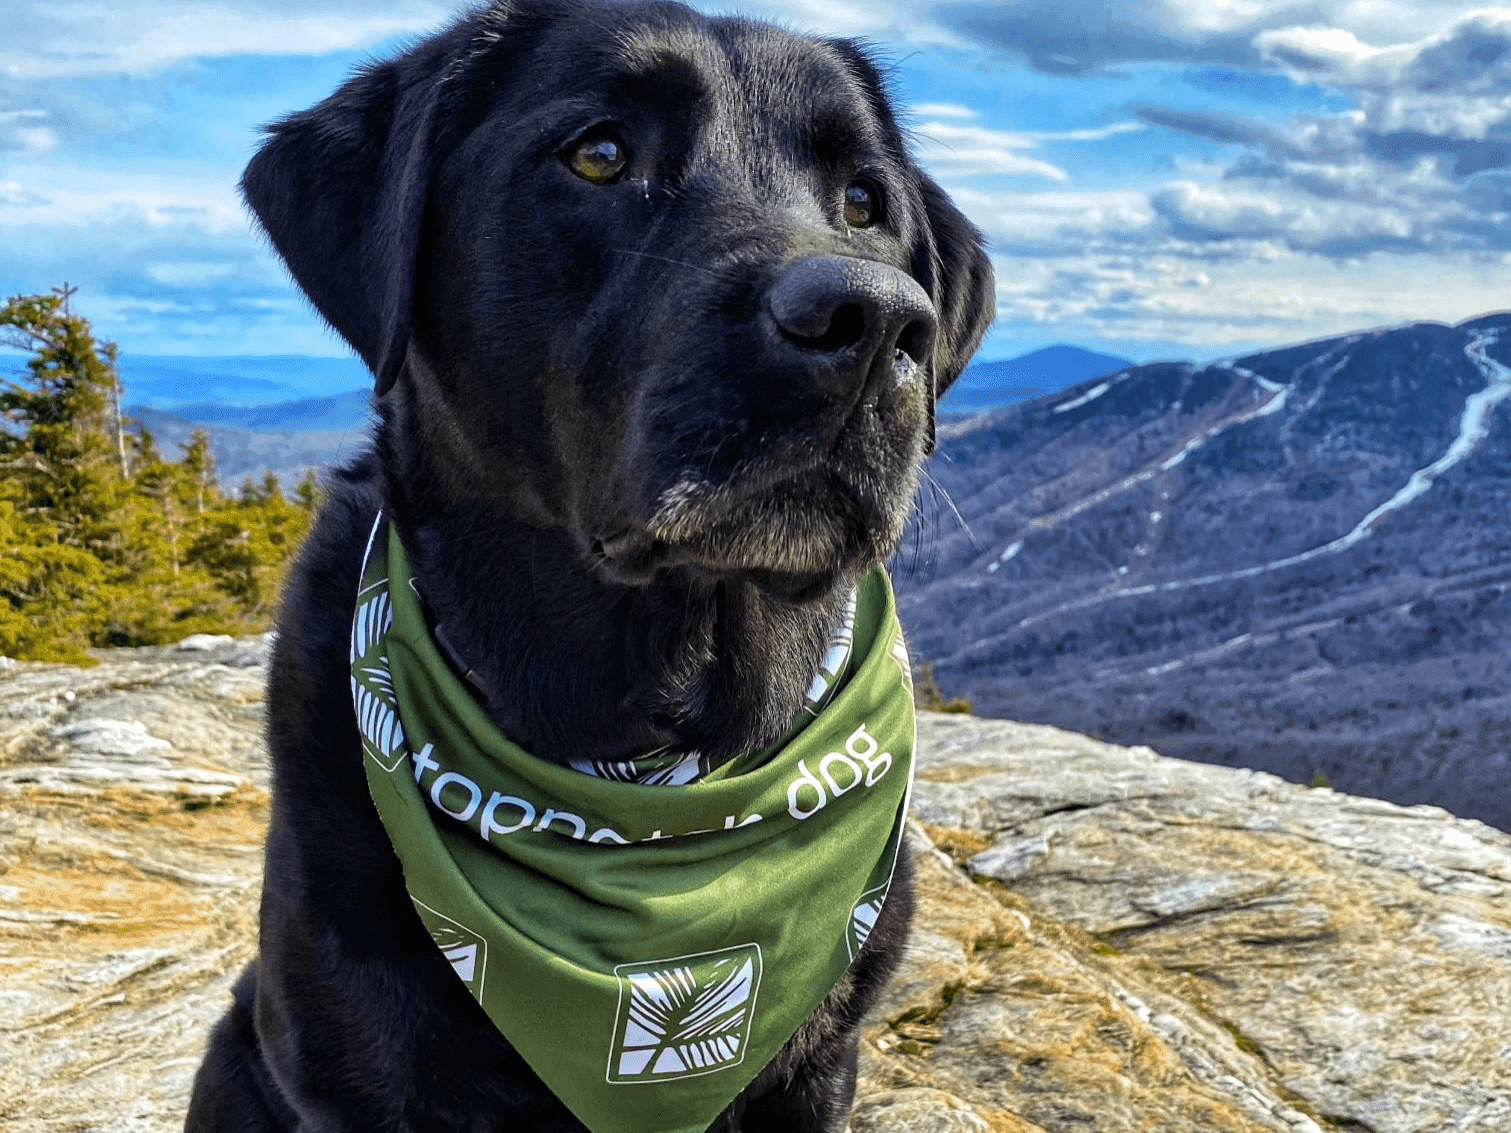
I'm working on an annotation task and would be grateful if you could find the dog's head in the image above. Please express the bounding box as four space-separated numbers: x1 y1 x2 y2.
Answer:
245 0 993 601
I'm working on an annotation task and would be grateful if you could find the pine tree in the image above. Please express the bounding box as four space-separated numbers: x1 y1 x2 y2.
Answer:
0 291 127 662
0 290 320 660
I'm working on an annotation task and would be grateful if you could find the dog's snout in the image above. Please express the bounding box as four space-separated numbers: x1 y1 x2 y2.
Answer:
768 256 937 393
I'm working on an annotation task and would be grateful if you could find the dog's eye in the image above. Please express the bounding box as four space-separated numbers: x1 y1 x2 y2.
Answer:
566 133 629 184
843 181 880 228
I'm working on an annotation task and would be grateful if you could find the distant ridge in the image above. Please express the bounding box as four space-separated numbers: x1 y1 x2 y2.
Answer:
940 345 1132 417
127 389 374 433
116 354 370 409
126 405 364 491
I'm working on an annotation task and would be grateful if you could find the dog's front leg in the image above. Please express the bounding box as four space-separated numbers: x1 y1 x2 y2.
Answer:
709 1040 860 1133
186 965 298 1133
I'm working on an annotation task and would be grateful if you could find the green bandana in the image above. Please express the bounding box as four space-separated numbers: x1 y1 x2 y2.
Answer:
350 516 915 1133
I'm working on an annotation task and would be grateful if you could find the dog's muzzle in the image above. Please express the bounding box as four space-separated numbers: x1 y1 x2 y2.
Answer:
590 256 941 590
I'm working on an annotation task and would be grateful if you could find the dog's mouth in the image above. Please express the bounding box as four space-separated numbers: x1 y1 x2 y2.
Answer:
586 339 931 596
591 437 915 597
594 524 836 601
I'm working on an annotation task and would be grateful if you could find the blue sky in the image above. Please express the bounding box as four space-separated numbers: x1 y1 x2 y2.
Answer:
2 0 1507 369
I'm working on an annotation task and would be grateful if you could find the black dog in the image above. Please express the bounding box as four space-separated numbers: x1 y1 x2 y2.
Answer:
186 1 992 1130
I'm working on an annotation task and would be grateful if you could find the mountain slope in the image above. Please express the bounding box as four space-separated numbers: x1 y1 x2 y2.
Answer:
126 389 372 433
896 313 1511 830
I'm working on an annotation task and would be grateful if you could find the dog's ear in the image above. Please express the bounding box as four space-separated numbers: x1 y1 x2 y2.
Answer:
241 46 445 397
919 176 995 452
921 176 994 399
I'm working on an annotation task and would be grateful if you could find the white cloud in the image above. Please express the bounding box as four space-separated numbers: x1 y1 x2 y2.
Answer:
912 102 979 119
914 120 1069 180
936 173 1506 353
0 153 292 353
9 0 1504 80
0 180 49 206
900 2 1510 334
706 0 1500 53
927 1 1507 73
1 200 330 354
0 109 58 153
1054 5 1511 176
1125 10 1510 263
908 110 1144 178
0 159 249 233
981 240 1507 351
145 261 241 286
0 0 950 80
951 150 1502 266
1254 11 1511 89
706 0 958 42
944 185 1157 252
1149 177 1452 256
1033 122 1146 142
1 1 460 78
3 0 1503 360
1254 25 1420 82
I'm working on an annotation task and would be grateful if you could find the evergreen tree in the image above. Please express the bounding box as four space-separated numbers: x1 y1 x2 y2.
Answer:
0 291 126 662
0 289 319 661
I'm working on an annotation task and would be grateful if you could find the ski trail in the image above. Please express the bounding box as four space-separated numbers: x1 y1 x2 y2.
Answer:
1052 381 1112 413
1021 369 1288 532
1013 329 1511 629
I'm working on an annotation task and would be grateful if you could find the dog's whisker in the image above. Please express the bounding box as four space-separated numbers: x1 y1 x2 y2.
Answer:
921 466 976 547
895 478 941 585
610 248 720 278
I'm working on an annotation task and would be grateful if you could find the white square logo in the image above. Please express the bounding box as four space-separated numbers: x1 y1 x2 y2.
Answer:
607 944 762 1083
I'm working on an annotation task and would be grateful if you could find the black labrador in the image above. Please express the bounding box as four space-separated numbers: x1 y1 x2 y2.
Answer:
185 1 992 1129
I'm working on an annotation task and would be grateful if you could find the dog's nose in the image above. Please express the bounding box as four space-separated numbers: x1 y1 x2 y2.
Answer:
767 256 937 396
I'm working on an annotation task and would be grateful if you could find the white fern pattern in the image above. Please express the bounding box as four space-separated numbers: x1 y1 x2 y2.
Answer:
350 590 392 663
803 587 857 713
612 951 758 1079
846 883 890 960
352 667 406 766
350 583 405 770
850 900 880 951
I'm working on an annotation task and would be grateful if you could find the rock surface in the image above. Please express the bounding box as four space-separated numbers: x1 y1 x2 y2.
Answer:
0 638 269 1133
867 713 1511 1133
2 644 1507 1132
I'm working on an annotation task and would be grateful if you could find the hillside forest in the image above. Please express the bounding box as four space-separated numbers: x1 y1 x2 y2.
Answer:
0 290 317 664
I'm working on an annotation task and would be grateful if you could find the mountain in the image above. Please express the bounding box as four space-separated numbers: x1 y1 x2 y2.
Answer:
126 406 366 490
894 313 1511 830
126 389 372 433
107 344 1128 428
939 345 1133 418
116 355 370 409
0 353 371 492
